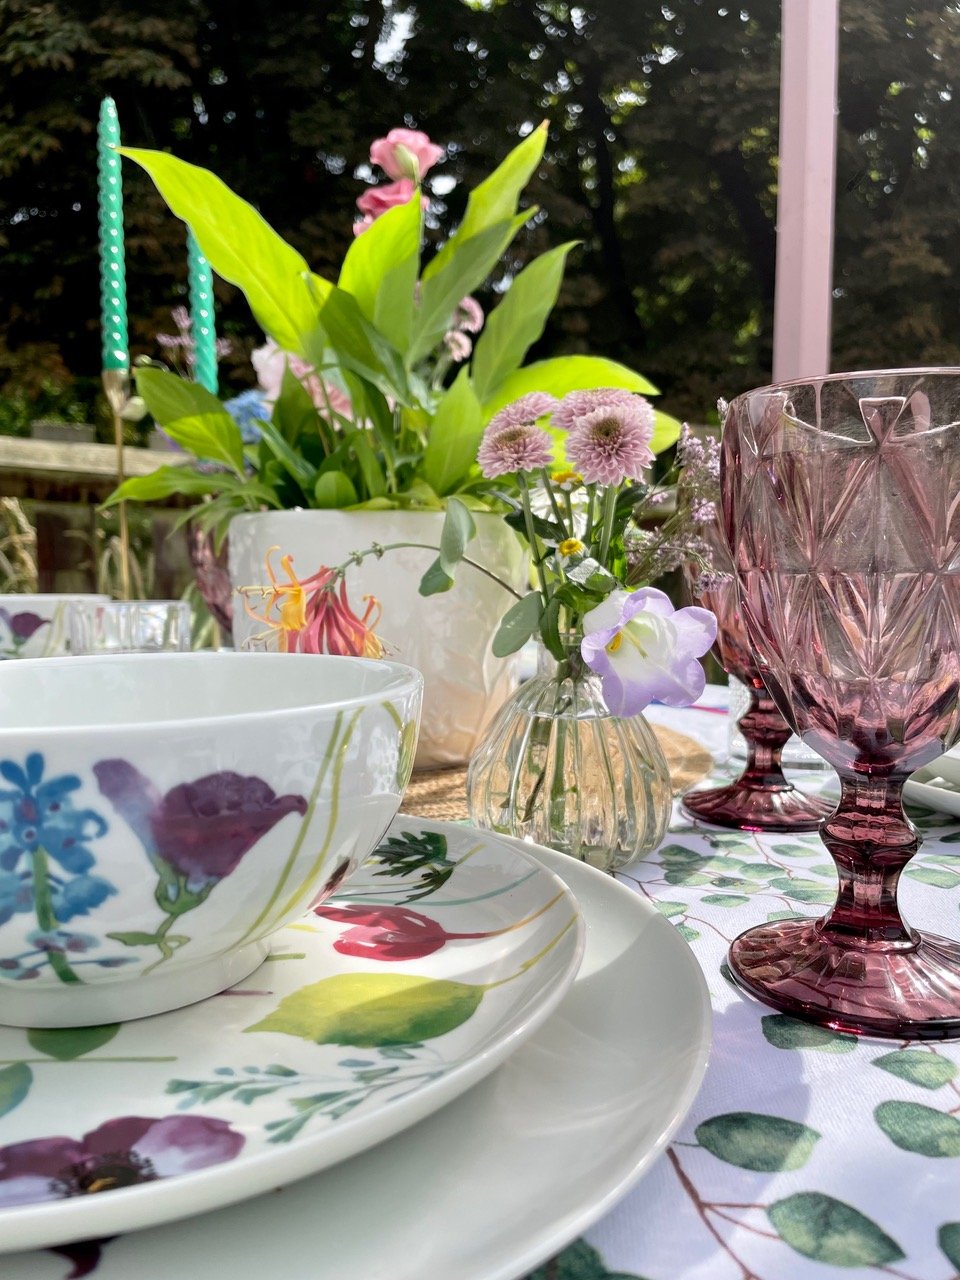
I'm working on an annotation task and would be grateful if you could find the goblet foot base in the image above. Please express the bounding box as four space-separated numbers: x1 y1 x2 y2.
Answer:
729 918 960 1040
682 782 833 832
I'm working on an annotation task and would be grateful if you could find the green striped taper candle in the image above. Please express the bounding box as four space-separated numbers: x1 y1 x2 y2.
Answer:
97 98 128 372
187 228 218 395
97 96 132 600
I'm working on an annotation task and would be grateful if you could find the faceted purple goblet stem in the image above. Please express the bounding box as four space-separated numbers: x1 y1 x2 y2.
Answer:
729 771 960 1040
819 774 917 945
681 682 833 832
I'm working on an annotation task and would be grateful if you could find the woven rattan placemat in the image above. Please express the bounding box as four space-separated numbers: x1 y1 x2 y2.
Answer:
400 724 713 823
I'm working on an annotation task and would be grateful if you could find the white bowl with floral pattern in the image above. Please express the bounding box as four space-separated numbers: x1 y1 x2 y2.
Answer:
0 594 110 660
0 651 421 1027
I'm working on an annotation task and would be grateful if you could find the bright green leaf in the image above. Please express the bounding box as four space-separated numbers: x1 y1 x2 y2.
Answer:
102 466 239 508
411 214 529 364
27 1024 120 1060
676 924 700 942
768 1193 904 1266
257 419 318 490
448 122 547 247
314 471 359 508
761 1014 857 1053
700 894 751 907
471 242 577 402
346 430 388 500
421 369 484 496
0 1063 31 1117
135 368 245 474
246 972 483 1045
696 1112 820 1172
875 1100 960 1156
119 148 319 354
339 195 421 353
539 594 564 662
872 1050 958 1090
318 286 412 406
492 590 542 657
484 355 659 407
274 364 320 445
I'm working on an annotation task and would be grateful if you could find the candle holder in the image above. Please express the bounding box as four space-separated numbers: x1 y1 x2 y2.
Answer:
68 599 193 655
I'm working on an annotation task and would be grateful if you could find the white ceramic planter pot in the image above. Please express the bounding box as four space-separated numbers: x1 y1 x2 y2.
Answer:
228 510 528 769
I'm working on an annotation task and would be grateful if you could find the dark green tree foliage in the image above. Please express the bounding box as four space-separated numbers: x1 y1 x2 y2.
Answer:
0 0 958 428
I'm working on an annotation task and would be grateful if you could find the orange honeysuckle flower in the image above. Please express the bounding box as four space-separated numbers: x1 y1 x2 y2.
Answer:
240 548 384 658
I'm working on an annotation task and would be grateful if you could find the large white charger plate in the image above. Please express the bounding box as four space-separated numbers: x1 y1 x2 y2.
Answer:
8 833 712 1280
0 818 584 1254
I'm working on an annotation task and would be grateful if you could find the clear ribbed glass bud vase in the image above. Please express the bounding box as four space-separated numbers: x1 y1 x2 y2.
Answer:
467 636 672 873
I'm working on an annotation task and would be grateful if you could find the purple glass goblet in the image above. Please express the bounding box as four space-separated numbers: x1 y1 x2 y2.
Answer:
723 368 960 1040
682 520 833 831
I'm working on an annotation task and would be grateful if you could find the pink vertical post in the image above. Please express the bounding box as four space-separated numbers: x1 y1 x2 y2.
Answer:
772 0 840 382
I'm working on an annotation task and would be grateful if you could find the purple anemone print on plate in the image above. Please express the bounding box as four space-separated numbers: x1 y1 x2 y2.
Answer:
0 1113 244 1206
94 761 308 969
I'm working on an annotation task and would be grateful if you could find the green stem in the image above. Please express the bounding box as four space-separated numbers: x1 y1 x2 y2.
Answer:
32 846 80 985
518 474 550 604
235 710 345 947
582 483 598 548
334 541 524 601
596 484 619 566
539 468 570 539
141 913 186 977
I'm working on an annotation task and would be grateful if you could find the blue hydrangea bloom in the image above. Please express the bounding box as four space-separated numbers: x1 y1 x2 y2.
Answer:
224 389 269 444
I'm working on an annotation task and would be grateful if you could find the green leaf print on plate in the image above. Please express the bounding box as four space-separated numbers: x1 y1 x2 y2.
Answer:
695 1112 820 1172
874 1101 960 1156
0 1062 31 1118
246 972 484 1046
26 1024 120 1061
654 901 687 918
761 1015 857 1053
527 1240 646 1280
872 1050 958 1090
700 894 751 908
768 1192 905 1266
938 1222 960 1269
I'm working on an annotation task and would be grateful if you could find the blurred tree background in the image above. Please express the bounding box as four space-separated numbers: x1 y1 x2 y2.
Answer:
0 0 957 437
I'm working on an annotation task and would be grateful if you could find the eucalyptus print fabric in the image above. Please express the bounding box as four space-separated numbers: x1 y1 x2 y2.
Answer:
539 691 960 1280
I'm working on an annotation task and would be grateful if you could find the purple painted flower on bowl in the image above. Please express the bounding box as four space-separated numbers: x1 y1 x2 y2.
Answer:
0 1114 244 1207
581 587 717 717
0 609 49 643
94 762 308 894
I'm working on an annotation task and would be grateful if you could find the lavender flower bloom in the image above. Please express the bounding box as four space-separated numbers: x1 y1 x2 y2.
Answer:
485 393 560 434
94 761 307 893
565 400 655 485
477 422 555 479
0 1114 244 1206
581 588 716 716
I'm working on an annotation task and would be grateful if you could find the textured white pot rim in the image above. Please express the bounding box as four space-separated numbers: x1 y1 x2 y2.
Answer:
0 652 423 738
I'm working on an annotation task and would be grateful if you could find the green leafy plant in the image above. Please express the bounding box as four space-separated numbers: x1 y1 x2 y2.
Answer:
104 125 678 539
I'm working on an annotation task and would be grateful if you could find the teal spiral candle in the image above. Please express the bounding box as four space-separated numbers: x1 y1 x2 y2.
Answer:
97 98 128 371
187 228 218 395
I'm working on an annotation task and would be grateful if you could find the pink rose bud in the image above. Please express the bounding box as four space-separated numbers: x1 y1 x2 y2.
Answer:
369 128 444 182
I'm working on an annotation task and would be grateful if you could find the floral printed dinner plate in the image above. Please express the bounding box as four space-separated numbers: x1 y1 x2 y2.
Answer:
0 818 584 1253
9 836 711 1280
